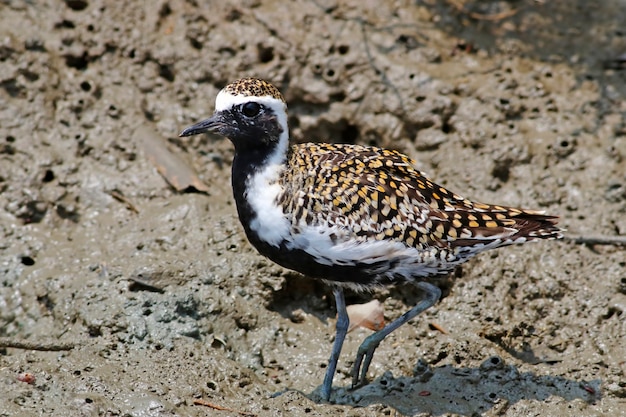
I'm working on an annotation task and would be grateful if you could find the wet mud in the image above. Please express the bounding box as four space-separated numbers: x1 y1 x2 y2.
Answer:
1 1 625 416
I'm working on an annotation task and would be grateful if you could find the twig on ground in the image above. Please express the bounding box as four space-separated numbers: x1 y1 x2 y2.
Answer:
110 190 139 213
564 235 626 246
446 0 520 21
193 399 257 416
0 338 76 351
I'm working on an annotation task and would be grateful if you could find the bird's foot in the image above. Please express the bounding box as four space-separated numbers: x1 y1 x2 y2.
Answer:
351 335 381 389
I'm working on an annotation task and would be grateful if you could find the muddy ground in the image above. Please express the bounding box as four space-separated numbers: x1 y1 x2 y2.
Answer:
1 0 625 416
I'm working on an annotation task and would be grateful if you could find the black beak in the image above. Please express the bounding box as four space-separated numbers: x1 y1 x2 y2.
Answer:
179 113 224 137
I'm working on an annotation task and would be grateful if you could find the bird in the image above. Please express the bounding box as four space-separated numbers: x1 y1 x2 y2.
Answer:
179 77 562 401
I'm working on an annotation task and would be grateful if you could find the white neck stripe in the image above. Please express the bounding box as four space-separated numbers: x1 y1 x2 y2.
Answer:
214 91 292 247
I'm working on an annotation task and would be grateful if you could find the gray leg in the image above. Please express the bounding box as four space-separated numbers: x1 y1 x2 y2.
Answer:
320 287 349 401
351 281 441 388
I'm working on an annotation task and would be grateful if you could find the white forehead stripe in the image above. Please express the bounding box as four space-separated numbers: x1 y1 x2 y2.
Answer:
215 90 286 113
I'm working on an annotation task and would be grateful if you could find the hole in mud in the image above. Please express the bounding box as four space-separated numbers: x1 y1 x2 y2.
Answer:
603 306 621 320
396 34 415 45
159 2 171 18
18 201 48 224
88 325 102 337
491 161 510 183
65 0 88 11
432 350 448 364
288 115 300 129
57 19 75 29
65 52 89 70
257 44 274 63
224 8 242 22
326 69 335 78
25 38 45 51
1 79 25 98
42 169 55 183
107 104 120 119
7 136 15 142
21 256 35 266
337 45 349 55
22 70 39 82
80 81 92 91
341 124 359 143
210 339 225 349
189 37 202 50
158 64 175 82
330 91 346 102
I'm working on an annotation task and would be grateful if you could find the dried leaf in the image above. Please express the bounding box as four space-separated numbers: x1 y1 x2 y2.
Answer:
134 124 210 193
345 300 385 332
428 322 449 334
193 399 257 417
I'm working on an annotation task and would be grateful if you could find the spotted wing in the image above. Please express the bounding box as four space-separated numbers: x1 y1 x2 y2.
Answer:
281 143 561 254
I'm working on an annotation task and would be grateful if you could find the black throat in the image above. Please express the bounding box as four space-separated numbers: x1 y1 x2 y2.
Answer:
225 102 286 236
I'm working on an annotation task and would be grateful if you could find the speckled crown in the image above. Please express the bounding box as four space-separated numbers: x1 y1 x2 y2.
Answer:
223 78 285 102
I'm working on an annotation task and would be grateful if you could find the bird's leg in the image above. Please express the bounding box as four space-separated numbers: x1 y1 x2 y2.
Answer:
320 287 349 401
351 281 442 388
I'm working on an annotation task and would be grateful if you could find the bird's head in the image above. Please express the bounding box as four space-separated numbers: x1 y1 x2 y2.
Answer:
180 78 288 154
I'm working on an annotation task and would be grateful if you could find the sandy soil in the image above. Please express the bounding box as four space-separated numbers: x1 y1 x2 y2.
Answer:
1 1 625 416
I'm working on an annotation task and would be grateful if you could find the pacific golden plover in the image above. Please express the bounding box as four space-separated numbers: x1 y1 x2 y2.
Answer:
180 77 562 401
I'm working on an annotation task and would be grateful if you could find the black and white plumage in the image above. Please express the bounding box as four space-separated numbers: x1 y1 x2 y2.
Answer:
180 77 562 401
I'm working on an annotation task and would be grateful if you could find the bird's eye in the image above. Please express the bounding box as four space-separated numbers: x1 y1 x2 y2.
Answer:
241 102 261 117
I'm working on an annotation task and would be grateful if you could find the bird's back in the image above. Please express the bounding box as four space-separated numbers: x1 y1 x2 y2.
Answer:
268 142 561 287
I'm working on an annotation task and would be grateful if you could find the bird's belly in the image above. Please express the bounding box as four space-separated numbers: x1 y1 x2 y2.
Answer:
247 229 461 288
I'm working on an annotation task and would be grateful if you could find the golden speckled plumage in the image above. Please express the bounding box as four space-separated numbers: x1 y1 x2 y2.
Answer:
223 77 285 102
277 142 560 271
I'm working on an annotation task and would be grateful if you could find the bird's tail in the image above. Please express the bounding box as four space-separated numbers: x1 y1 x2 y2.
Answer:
448 205 563 249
